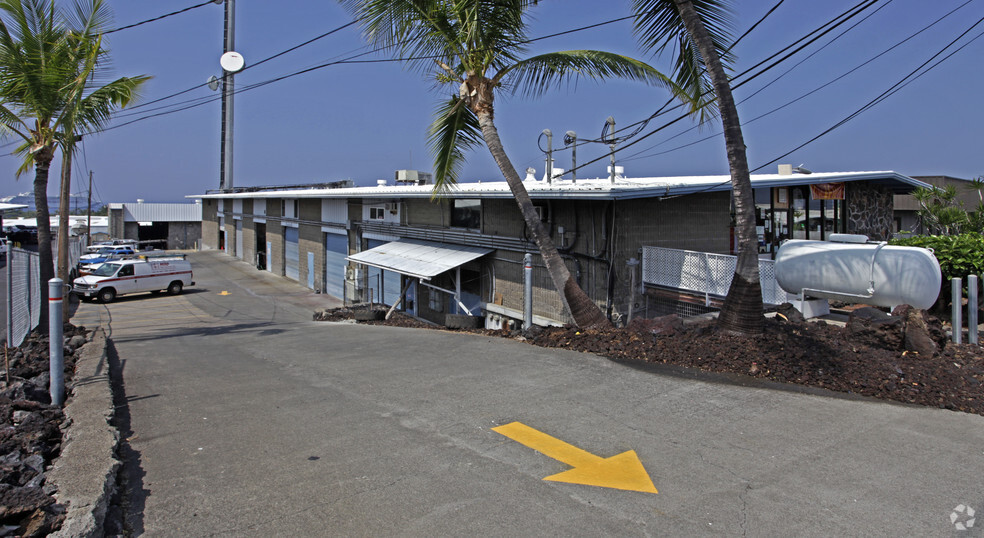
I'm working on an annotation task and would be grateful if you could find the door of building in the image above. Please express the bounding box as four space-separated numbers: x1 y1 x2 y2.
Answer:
324 233 346 299
284 227 299 280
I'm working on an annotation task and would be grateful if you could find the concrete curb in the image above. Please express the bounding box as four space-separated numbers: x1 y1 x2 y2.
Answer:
47 329 119 538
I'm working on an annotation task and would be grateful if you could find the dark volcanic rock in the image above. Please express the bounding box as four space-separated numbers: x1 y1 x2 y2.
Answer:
846 307 903 350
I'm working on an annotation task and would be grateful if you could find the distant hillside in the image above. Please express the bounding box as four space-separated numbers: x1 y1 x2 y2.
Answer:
0 192 104 213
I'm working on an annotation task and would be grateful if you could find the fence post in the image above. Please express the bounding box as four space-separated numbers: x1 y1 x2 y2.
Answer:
969 275 979 345
523 253 533 331
6 249 11 346
952 277 962 345
48 278 64 406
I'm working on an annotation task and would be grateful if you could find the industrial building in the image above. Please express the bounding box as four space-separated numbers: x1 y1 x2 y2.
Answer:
197 168 928 327
108 201 202 250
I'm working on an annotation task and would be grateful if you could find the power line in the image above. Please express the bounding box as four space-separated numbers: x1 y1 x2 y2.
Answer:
99 14 640 129
753 12 984 173
105 0 217 35
624 0 966 165
550 0 887 176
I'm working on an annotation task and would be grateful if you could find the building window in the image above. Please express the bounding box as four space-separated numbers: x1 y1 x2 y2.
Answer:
451 199 481 229
293 200 300 219
369 206 385 220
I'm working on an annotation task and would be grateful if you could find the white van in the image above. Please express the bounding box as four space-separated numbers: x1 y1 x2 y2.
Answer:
72 257 194 303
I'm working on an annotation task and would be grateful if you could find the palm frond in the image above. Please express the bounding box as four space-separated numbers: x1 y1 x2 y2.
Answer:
498 50 692 104
631 0 735 115
427 94 482 199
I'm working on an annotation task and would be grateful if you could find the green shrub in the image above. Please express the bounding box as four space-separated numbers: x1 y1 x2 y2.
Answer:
890 233 984 313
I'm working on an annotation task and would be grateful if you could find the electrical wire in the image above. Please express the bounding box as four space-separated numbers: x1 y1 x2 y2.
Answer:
96 14 638 131
551 0 887 176
624 0 963 164
105 0 217 35
752 13 984 173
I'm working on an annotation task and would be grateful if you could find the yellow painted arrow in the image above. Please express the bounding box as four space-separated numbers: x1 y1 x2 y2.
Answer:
492 421 657 494
218 291 231 296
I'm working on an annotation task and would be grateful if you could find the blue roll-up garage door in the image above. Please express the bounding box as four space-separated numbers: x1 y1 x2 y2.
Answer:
235 220 243 259
324 233 346 299
366 239 401 306
284 227 299 280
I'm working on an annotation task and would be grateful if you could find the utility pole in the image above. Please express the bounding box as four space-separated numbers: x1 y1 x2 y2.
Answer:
86 171 92 246
219 0 236 191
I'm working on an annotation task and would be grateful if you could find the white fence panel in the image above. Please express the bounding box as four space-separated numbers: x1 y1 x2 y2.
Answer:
6 248 41 347
641 246 791 306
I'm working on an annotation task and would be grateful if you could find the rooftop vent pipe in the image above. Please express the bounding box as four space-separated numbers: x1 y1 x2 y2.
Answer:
541 129 553 184
524 167 537 182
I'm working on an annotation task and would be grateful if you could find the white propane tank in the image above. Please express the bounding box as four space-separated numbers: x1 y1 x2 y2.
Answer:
774 237 941 309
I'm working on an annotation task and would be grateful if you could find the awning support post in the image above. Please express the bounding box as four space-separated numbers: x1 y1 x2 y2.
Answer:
523 253 533 331
386 278 415 320
455 266 462 315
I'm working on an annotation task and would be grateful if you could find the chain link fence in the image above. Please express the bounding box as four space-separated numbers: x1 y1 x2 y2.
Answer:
6 248 41 347
5 236 87 347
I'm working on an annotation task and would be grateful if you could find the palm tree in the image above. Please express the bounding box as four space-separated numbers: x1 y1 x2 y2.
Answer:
340 0 704 328
54 1 148 288
0 0 147 326
632 0 763 335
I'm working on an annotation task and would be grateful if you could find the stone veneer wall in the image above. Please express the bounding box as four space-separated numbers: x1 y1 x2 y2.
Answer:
846 183 893 240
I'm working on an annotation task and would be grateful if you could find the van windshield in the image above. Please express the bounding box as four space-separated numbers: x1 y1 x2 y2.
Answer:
92 263 120 277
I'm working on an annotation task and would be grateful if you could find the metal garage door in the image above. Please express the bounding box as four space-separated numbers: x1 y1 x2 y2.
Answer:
366 239 401 306
284 227 299 280
235 220 243 259
324 233 346 299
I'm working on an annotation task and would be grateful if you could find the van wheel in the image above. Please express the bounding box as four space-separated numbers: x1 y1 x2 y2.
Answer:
98 288 116 303
167 281 183 295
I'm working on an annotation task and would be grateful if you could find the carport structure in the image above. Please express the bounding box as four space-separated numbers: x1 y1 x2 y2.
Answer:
346 239 492 317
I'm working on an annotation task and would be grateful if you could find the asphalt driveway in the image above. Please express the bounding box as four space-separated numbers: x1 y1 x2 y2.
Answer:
71 250 984 536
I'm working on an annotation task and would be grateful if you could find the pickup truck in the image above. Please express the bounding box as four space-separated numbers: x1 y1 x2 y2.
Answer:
72 257 194 303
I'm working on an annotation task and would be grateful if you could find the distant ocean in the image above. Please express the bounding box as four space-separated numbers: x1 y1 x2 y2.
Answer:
0 192 104 213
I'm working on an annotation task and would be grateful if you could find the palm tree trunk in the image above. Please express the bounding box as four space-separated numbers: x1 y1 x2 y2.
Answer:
675 0 763 335
58 143 73 322
32 149 56 332
475 111 609 329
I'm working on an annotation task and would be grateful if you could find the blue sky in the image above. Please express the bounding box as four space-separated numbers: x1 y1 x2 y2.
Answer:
1 0 982 203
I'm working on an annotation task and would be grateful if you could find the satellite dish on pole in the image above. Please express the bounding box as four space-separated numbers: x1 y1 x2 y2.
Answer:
220 51 245 73
207 75 220 91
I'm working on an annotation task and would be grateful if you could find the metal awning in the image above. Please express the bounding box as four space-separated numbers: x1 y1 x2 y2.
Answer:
346 239 493 280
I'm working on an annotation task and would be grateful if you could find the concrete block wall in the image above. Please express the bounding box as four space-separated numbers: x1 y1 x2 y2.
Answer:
299 223 324 290
167 223 201 250
406 198 448 227
267 198 284 276
223 215 236 257
202 200 219 250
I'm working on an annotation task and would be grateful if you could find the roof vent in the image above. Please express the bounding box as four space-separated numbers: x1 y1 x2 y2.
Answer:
524 167 537 182
607 165 625 180
376 179 388 187
778 164 793 175
136 199 144 204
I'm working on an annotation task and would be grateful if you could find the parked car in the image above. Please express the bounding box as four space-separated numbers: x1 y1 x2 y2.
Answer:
86 239 139 253
72 257 194 303
77 246 136 275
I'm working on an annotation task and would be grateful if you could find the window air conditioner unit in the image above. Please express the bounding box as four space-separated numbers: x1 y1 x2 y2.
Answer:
385 202 398 214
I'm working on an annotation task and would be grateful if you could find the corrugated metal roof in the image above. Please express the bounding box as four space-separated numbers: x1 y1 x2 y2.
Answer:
195 171 929 201
122 203 202 222
346 239 493 280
